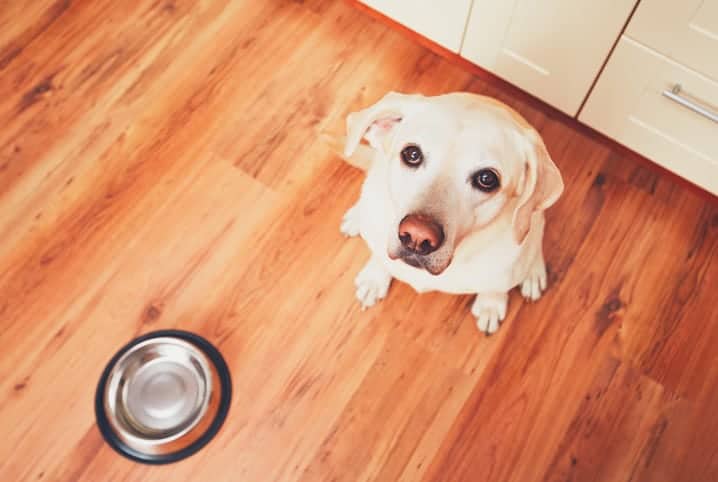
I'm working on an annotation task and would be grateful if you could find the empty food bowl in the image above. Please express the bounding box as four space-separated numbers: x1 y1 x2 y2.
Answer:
95 330 231 464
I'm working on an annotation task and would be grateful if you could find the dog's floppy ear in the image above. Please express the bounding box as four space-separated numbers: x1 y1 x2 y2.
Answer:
512 129 564 244
344 92 411 157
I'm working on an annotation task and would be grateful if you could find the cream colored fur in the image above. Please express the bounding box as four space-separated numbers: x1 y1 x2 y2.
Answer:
340 92 564 334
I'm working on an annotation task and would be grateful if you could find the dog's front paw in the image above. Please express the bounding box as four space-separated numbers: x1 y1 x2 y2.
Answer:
354 258 392 310
472 292 508 335
521 255 547 302
340 205 361 237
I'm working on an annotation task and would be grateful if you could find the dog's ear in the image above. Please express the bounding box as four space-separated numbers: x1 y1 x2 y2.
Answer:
344 92 411 157
512 129 564 244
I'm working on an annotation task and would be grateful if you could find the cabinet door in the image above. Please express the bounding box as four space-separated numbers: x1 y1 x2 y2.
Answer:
360 0 473 53
627 0 718 81
461 0 636 115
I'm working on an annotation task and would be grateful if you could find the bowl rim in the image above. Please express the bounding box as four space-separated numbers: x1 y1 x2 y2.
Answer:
95 329 232 465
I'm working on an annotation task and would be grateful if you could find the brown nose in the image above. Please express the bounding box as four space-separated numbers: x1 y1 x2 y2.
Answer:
398 214 445 255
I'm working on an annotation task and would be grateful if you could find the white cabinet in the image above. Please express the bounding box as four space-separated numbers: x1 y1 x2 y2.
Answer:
360 0 473 53
460 0 636 115
358 0 636 114
627 0 718 82
580 44 718 196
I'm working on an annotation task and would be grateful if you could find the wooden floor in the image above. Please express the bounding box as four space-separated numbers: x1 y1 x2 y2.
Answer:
1 1 717 481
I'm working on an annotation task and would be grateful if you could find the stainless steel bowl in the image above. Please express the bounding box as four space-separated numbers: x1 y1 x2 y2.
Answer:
95 330 231 464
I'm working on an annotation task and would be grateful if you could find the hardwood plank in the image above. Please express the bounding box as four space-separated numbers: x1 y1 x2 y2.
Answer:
539 357 678 482
301 333 476 482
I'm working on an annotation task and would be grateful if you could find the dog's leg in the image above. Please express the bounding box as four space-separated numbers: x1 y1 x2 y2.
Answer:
520 251 547 302
340 203 362 237
354 256 392 310
472 292 509 335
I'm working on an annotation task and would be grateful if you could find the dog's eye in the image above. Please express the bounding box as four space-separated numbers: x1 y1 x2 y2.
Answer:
400 144 423 167
471 169 501 192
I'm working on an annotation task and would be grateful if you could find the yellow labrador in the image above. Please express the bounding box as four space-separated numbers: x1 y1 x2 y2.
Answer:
340 92 564 334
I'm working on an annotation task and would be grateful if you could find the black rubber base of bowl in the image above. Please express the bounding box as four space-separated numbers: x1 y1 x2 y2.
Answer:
95 329 232 465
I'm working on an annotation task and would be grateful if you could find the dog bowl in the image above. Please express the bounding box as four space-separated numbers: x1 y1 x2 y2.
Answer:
95 330 231 464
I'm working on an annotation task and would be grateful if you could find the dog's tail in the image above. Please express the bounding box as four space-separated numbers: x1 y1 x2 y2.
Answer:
320 133 372 172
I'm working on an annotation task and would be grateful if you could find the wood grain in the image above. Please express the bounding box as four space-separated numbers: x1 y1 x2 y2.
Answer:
0 1 716 481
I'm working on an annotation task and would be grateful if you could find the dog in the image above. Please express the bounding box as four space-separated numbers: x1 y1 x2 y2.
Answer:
339 92 564 334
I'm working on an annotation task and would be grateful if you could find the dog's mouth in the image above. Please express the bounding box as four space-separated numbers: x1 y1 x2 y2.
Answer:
401 255 423 269
389 250 451 275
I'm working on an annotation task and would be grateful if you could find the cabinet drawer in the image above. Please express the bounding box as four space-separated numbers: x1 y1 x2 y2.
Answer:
580 37 718 194
627 0 718 81
360 0 472 52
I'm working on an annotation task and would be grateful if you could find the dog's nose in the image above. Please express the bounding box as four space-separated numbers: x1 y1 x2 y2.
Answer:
398 214 445 255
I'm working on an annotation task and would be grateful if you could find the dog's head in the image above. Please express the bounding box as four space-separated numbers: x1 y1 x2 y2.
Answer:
344 92 563 275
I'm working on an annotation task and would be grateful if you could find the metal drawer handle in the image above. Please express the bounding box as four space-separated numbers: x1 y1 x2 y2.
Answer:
662 84 718 124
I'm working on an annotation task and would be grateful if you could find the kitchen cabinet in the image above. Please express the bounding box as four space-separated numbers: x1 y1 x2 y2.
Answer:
580 0 718 194
360 0 473 52
627 0 718 82
460 0 636 115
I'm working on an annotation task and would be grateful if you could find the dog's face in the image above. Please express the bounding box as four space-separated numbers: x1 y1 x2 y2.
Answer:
344 92 563 275
379 108 521 275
